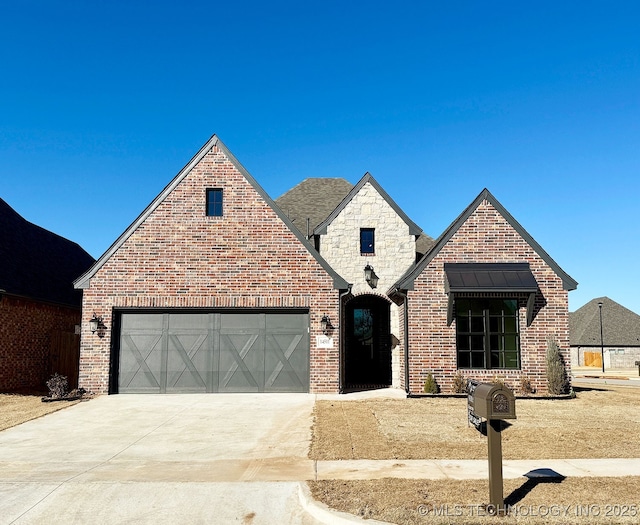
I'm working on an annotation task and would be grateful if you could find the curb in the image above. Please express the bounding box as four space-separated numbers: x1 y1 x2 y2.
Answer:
297 482 390 525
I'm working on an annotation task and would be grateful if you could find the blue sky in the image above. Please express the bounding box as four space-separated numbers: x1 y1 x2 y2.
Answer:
1 1 639 314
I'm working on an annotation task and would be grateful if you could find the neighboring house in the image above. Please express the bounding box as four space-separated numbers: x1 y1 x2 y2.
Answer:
570 297 640 369
74 135 577 395
0 198 95 392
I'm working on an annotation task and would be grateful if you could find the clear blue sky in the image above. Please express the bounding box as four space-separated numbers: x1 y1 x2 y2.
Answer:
1 1 639 314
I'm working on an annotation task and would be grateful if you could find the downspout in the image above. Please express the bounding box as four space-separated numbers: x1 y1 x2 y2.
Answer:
394 289 411 396
338 284 353 394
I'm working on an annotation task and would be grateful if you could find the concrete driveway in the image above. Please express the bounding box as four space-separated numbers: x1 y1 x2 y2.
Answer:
0 394 321 524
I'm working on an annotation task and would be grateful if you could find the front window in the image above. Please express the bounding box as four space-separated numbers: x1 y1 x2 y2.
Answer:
455 298 520 369
360 228 375 254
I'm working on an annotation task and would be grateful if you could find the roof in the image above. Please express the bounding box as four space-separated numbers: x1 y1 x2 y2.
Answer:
570 297 640 347
314 172 423 236
275 178 354 235
444 263 538 294
0 198 95 307
391 188 578 293
74 135 349 291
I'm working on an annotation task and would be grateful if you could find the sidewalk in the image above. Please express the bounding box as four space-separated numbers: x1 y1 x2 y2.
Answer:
572 366 640 387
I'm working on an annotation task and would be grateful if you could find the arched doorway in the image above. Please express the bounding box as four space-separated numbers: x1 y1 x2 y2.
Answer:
344 295 391 390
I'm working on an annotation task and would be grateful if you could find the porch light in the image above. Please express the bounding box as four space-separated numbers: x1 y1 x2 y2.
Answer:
89 314 102 334
364 264 379 288
320 315 333 335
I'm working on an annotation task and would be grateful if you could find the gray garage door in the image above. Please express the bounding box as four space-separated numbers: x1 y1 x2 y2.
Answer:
117 311 309 393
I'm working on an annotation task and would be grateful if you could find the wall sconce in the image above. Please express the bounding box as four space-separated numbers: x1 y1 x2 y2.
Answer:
364 264 379 288
89 313 103 334
320 315 334 335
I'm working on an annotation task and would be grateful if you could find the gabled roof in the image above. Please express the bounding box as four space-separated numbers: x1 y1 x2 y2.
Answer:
314 172 423 236
391 188 578 293
0 198 94 307
570 297 640 347
275 178 354 236
74 135 349 290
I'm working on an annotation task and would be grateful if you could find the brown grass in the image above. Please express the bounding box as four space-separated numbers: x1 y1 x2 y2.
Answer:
310 386 640 460
310 386 640 524
0 394 81 432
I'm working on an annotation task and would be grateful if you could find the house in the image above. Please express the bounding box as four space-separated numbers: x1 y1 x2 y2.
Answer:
0 198 95 392
74 135 577 395
570 297 640 369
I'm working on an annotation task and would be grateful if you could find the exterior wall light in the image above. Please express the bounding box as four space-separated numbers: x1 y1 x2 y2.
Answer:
364 264 379 288
89 314 103 334
320 315 333 335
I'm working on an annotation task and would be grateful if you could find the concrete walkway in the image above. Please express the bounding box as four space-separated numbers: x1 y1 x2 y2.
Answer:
1 388 638 524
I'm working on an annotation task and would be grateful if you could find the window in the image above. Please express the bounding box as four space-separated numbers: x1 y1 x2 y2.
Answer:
206 188 223 217
360 228 375 254
455 298 520 369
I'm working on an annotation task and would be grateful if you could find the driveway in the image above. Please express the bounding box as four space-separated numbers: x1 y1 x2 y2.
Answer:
0 394 321 524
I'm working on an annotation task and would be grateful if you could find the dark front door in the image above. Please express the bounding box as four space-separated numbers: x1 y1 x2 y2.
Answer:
344 295 391 388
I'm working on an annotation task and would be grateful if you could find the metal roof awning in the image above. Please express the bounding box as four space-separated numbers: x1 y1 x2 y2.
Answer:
444 263 539 326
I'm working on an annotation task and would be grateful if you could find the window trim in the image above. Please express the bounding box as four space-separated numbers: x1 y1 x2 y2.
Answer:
206 188 223 217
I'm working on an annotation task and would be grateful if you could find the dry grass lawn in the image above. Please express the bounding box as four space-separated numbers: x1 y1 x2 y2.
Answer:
309 386 640 524
0 394 81 432
310 386 640 460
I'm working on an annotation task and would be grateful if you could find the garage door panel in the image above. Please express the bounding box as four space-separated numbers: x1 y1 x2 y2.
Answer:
117 311 309 393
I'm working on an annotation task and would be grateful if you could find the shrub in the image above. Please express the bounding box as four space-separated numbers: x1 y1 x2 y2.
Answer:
452 371 466 393
46 373 68 399
423 373 440 394
519 375 534 395
546 336 569 395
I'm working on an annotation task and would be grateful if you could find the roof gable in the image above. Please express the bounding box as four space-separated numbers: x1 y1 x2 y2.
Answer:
0 198 94 306
570 296 640 347
74 135 349 290
392 188 578 292
314 172 423 236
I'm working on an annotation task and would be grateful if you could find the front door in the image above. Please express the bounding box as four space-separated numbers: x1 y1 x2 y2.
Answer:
344 295 391 389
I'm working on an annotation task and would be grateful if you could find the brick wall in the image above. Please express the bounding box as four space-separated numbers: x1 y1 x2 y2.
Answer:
0 294 80 392
79 144 340 394
406 199 571 395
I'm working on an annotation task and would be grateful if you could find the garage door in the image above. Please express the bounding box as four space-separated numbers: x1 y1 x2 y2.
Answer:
116 311 309 393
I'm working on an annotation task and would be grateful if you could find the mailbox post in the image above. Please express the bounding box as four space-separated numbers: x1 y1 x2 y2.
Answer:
467 381 516 515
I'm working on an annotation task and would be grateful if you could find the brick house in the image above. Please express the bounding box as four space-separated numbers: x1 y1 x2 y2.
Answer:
0 198 95 392
75 135 577 395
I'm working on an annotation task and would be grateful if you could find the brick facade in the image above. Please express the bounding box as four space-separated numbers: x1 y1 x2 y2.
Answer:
403 198 571 395
0 294 80 392
78 142 342 394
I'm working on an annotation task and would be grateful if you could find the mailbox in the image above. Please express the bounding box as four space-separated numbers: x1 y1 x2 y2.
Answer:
471 383 516 420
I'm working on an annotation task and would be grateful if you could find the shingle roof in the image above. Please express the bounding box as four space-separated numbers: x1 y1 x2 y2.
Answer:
570 297 640 347
0 198 95 307
275 178 354 235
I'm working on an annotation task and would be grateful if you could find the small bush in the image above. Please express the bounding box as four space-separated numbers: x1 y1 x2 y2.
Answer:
491 375 505 387
452 372 466 393
546 336 569 395
423 373 440 394
46 373 68 399
519 375 534 395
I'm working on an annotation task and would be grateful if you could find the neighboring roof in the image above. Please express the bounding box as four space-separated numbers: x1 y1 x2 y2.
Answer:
570 297 640 347
0 198 95 307
275 178 354 235
314 172 423 237
391 188 578 293
444 263 538 294
74 135 349 290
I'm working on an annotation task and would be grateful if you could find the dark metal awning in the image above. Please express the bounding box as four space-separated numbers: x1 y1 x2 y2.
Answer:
444 263 539 326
